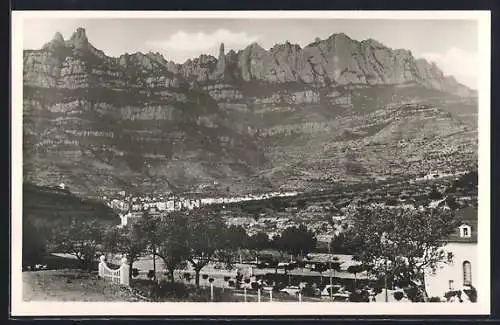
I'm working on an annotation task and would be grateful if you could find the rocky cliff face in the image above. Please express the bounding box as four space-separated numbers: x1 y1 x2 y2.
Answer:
23 28 477 197
23 28 267 197
178 34 475 98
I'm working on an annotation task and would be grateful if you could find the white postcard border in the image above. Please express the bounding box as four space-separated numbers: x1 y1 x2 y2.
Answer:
10 10 491 316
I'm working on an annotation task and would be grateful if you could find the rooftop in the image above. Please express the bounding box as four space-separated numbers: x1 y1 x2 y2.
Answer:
446 207 478 243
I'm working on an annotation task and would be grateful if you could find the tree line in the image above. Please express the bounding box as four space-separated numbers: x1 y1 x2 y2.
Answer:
46 207 317 288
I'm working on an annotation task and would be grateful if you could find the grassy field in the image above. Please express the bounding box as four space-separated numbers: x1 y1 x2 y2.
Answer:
23 269 142 302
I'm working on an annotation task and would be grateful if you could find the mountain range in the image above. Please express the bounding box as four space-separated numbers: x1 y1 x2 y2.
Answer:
22 27 478 197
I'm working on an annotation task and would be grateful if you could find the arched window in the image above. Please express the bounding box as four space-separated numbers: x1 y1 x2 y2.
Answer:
463 261 472 286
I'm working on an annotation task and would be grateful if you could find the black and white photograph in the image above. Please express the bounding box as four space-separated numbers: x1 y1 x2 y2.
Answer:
11 10 491 316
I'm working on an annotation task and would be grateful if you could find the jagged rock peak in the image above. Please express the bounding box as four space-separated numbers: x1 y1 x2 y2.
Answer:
361 38 387 48
271 41 302 51
70 27 88 42
52 32 65 43
328 32 352 40
217 42 226 75
247 42 266 51
69 27 89 50
42 31 66 50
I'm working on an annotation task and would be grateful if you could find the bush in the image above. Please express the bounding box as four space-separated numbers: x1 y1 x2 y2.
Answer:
444 290 458 300
147 270 155 280
131 268 140 278
228 280 235 287
463 286 477 302
349 289 370 302
301 285 319 297
404 286 425 302
393 291 404 301
428 296 442 302
202 274 209 280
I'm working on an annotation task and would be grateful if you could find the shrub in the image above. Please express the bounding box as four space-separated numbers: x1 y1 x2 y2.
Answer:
393 291 404 301
404 286 425 302
131 268 140 278
251 282 261 290
349 289 370 302
224 276 231 282
301 285 318 297
228 280 235 287
208 278 214 283
429 296 442 302
463 286 477 302
147 270 155 280
202 274 209 280
444 290 458 300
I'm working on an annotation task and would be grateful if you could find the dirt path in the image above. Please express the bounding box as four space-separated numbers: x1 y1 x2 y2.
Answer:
23 269 142 302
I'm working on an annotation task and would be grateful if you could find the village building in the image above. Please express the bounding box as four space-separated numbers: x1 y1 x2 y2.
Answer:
424 207 477 299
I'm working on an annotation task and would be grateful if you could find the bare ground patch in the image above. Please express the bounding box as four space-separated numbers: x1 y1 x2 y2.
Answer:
23 269 142 302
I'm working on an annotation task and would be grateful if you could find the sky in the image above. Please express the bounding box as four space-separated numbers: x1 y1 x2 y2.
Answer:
23 18 478 89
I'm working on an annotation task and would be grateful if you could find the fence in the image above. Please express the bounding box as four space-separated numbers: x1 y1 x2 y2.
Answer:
98 255 130 286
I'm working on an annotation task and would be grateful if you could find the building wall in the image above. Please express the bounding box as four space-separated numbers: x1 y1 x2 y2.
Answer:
424 242 477 298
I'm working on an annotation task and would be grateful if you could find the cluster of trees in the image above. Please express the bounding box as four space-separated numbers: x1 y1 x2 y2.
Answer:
29 189 465 302
48 208 318 288
339 206 461 300
23 218 48 267
241 224 317 259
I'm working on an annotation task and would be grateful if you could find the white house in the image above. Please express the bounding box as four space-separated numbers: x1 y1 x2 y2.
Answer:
424 207 477 299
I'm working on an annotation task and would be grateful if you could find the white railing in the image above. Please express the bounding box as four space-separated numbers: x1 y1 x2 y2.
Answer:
98 255 130 286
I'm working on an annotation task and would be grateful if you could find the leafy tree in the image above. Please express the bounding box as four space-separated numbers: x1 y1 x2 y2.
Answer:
270 234 284 257
315 263 328 284
330 232 356 255
330 261 341 282
348 206 460 300
185 208 229 287
50 219 104 271
155 212 190 285
104 223 148 280
224 225 249 249
347 264 365 289
445 196 460 210
224 225 249 263
23 218 47 267
278 225 317 259
248 232 270 251
139 211 161 281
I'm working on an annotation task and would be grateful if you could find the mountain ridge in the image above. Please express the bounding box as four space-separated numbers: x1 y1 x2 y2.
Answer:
28 27 476 97
22 27 478 198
